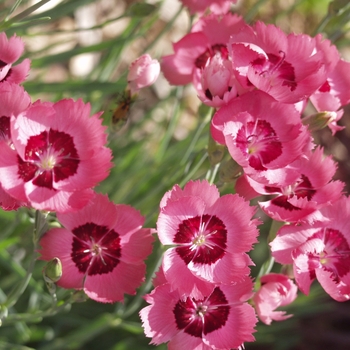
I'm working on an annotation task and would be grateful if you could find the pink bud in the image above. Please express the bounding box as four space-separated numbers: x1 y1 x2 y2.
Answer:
202 54 231 99
198 53 238 107
127 54 160 95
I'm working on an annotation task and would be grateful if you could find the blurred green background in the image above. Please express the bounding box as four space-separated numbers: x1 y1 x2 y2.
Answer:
0 0 350 349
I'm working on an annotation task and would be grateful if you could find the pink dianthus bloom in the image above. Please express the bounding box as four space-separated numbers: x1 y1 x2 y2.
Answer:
0 98 112 213
157 180 260 296
39 193 154 303
127 54 160 95
253 273 298 325
0 32 30 84
229 22 339 103
161 13 245 86
270 195 350 301
211 90 311 175
309 59 350 134
235 147 344 223
194 51 241 107
140 278 257 350
0 82 31 210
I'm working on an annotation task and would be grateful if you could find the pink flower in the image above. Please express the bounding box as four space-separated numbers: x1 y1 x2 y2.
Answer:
127 54 160 95
157 180 259 296
140 278 257 349
236 147 344 223
253 273 298 325
0 32 30 84
180 0 237 15
270 196 350 301
0 98 112 213
161 13 245 86
0 82 31 210
229 22 339 103
194 52 239 107
309 59 350 134
211 90 311 175
39 193 154 303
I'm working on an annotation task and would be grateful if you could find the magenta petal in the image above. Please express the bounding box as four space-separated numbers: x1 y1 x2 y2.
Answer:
162 248 214 297
139 284 181 345
84 261 146 303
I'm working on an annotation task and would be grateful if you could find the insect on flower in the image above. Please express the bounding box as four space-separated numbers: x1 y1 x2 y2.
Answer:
111 89 136 131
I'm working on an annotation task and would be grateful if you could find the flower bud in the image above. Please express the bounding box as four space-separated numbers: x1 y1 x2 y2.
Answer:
199 53 238 107
42 257 62 284
127 54 160 95
219 158 242 183
207 135 225 165
302 111 337 131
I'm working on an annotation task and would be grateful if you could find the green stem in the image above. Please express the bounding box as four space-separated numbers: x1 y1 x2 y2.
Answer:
1 210 47 310
206 163 220 185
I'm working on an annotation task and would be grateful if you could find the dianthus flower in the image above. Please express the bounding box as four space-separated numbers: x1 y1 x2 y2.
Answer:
39 193 154 303
309 59 350 134
211 90 311 175
127 54 160 95
161 13 245 86
270 195 350 301
235 147 344 223
229 22 339 103
157 180 259 296
0 82 31 210
0 32 30 84
0 98 112 213
140 277 257 349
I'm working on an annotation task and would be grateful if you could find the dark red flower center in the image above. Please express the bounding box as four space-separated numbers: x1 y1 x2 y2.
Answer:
174 287 230 337
174 214 227 265
195 44 229 69
235 119 282 171
71 222 121 276
251 51 297 91
17 129 80 189
266 174 316 211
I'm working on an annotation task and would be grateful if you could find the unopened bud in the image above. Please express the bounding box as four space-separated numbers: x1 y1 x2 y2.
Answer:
302 111 337 131
71 290 89 303
219 158 242 183
208 136 225 166
43 257 62 284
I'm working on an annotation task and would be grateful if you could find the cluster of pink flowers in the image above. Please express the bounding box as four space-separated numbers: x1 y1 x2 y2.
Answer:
140 180 260 349
2 0 350 348
140 3 350 349
0 32 158 303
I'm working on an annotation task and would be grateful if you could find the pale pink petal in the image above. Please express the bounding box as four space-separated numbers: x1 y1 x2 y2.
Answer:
162 248 214 297
6 58 31 84
139 284 180 344
0 82 31 116
204 303 256 349
56 193 113 229
84 261 146 303
0 33 24 63
0 142 27 201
